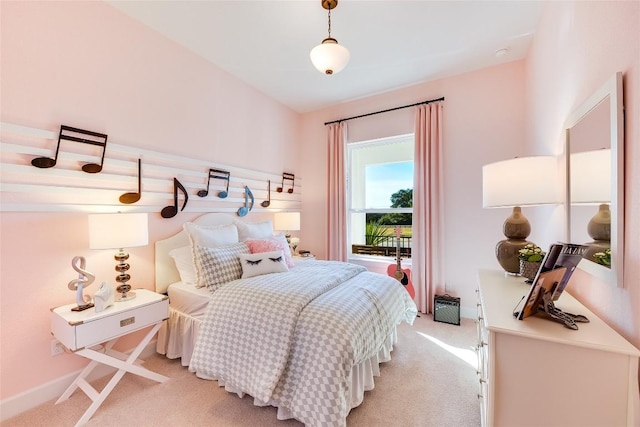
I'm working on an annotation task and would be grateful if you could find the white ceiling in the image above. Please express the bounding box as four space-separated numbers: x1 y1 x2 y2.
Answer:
107 1 543 113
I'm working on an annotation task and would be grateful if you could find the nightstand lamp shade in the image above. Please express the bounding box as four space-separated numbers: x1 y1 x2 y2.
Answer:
570 148 611 241
274 212 300 248
482 156 560 274
89 213 149 301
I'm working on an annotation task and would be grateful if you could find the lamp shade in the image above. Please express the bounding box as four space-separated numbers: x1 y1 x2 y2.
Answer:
482 156 560 208
89 213 149 249
273 212 300 232
310 38 350 75
570 148 611 204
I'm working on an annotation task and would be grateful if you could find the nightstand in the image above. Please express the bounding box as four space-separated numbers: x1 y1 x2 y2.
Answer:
51 289 169 426
292 254 316 263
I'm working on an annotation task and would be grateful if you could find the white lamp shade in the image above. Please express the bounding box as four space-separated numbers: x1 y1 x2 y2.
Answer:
274 212 301 231
310 38 350 75
482 156 560 208
89 213 149 249
570 149 611 204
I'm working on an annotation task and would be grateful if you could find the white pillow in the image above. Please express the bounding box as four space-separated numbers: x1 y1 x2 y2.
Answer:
183 222 239 247
169 246 197 286
234 220 274 241
239 250 289 278
192 242 249 291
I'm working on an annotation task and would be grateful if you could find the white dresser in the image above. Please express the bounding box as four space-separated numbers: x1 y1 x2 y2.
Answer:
476 269 639 427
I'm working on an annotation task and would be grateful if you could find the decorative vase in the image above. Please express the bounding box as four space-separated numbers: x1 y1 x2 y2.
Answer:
519 260 541 280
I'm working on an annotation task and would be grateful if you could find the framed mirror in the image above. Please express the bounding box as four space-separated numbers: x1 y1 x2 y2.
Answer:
564 72 624 287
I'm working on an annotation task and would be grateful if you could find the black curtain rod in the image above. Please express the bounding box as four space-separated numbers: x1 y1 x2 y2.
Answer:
324 96 445 126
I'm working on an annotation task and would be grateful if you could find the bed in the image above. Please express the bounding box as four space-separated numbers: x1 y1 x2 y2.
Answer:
155 213 418 426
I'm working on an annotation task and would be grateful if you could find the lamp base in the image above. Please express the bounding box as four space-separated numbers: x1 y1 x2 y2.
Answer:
496 239 531 275
116 290 136 302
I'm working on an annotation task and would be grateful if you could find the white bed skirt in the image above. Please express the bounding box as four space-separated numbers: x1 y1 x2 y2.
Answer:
156 307 201 367
157 306 398 420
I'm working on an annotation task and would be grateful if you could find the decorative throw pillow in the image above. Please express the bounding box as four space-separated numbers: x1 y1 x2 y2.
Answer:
238 250 288 278
183 222 239 248
169 246 197 286
192 242 249 292
234 219 274 241
245 234 294 268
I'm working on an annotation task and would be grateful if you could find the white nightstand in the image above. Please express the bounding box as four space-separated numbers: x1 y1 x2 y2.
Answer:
51 289 169 426
292 254 316 263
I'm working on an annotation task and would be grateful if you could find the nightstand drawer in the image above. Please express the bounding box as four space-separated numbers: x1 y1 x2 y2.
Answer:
51 289 168 351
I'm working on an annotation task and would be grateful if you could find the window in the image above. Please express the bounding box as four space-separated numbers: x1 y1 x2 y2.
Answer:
347 134 413 258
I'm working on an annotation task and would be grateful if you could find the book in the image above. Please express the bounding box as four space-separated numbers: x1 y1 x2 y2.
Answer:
551 243 589 301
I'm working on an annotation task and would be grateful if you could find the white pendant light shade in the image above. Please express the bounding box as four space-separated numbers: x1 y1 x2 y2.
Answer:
310 38 350 75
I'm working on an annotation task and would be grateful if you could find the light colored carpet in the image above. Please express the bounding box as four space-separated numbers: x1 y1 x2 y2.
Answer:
3 315 480 426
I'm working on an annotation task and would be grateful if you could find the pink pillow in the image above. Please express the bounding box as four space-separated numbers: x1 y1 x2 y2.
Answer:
246 234 294 268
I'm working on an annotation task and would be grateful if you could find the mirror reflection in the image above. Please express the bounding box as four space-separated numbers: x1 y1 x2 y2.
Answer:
565 72 624 287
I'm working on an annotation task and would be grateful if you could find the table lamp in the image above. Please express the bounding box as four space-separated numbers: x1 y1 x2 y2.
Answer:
482 156 560 274
274 212 300 246
89 213 149 301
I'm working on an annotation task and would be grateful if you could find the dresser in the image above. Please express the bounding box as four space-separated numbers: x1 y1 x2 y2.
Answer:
476 269 639 427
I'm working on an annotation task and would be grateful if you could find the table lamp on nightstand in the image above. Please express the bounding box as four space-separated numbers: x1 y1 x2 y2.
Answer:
274 212 300 251
89 213 149 301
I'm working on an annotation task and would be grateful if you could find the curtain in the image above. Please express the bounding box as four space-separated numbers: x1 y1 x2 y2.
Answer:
413 102 445 314
327 122 348 261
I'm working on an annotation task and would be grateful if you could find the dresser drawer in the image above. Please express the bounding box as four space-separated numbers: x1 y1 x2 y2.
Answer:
51 290 168 351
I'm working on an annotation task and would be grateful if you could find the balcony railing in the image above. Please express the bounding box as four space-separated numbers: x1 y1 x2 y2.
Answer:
351 235 412 258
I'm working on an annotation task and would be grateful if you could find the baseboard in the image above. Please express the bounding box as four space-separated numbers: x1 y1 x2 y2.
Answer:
0 340 158 422
460 306 476 320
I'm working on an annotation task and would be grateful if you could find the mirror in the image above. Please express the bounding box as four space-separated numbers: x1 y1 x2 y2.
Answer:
564 72 624 287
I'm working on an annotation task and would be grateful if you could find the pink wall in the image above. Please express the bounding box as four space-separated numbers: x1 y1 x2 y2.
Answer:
0 1 300 400
525 1 640 351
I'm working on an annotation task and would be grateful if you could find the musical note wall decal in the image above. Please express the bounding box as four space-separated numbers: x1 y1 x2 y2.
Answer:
237 186 254 217
261 180 271 207
161 178 189 218
277 172 295 193
119 158 142 204
197 168 230 198
31 125 108 173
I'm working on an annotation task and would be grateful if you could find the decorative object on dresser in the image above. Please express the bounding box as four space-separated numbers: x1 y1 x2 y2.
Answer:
88 213 149 301
51 289 169 426
517 243 545 280
273 211 300 245
482 155 560 274
310 0 350 75
66 255 95 311
476 269 639 427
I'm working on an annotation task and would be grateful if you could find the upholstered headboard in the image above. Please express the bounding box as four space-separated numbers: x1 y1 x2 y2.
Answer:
154 213 237 293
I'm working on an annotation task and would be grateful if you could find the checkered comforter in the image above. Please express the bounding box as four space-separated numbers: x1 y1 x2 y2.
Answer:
189 260 418 426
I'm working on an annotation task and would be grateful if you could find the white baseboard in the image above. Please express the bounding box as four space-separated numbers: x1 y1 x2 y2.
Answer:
0 340 158 422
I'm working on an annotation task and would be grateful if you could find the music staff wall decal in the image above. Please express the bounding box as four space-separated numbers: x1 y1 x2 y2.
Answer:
119 158 142 204
197 168 230 199
31 125 108 173
277 172 295 193
161 178 189 218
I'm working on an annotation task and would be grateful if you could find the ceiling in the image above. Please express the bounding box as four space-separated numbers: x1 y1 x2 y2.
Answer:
107 1 543 113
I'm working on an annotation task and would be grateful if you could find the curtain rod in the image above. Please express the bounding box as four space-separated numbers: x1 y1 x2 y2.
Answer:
324 96 444 126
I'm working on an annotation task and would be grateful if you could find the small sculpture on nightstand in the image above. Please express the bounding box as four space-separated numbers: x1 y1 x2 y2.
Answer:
94 281 115 313
67 256 95 311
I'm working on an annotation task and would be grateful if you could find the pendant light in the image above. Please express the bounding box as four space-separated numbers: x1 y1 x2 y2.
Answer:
310 0 350 75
